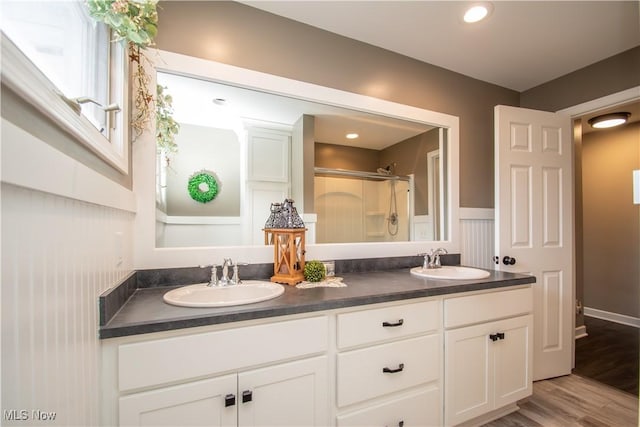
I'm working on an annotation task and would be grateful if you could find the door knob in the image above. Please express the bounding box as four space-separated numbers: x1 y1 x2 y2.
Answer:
502 256 516 265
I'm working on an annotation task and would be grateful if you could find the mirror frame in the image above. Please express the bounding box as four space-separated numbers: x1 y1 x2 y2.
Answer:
133 49 460 268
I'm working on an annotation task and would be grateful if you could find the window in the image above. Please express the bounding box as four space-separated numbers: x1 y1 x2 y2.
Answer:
1 0 129 173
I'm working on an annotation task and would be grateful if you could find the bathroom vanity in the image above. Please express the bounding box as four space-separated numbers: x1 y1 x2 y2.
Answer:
100 267 534 427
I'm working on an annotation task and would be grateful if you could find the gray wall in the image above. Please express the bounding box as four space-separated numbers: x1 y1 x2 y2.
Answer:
582 122 640 318
381 128 440 215
155 1 520 209
520 46 640 111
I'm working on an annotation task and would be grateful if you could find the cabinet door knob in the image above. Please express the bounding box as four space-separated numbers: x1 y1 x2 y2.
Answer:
382 363 405 374
224 394 236 407
489 332 506 341
242 390 253 403
382 319 404 327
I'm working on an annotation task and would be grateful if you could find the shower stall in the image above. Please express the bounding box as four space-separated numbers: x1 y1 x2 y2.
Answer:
314 167 413 243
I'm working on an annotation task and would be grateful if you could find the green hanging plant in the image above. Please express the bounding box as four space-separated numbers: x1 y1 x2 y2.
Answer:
156 84 180 155
86 0 158 48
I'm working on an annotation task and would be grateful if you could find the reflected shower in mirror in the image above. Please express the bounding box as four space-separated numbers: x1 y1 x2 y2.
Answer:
155 71 447 248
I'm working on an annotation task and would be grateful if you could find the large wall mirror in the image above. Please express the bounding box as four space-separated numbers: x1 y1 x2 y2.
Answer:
134 50 459 268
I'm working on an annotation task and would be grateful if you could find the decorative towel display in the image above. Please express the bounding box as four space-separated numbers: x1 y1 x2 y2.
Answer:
296 277 347 289
188 170 220 203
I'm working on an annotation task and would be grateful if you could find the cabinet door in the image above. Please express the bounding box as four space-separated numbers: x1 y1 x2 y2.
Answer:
493 314 533 408
247 128 290 182
237 356 328 427
444 322 493 426
119 374 237 427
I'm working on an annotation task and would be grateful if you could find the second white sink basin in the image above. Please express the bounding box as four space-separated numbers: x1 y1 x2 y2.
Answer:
410 265 491 280
163 281 285 308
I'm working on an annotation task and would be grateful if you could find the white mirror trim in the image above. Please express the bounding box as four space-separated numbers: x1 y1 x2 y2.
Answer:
134 49 459 268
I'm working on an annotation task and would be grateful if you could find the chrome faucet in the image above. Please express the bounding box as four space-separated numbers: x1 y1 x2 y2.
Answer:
429 248 448 268
220 258 234 286
418 248 448 269
200 264 219 287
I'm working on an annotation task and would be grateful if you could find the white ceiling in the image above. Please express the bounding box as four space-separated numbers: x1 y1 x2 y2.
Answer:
157 72 434 150
243 1 640 92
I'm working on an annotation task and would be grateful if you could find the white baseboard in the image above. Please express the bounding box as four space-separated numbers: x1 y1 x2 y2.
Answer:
575 324 588 339
584 307 640 328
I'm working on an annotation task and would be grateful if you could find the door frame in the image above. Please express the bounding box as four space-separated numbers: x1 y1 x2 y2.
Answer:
557 85 640 367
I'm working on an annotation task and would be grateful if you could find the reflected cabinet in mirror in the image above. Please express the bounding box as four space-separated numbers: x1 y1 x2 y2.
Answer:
155 71 449 248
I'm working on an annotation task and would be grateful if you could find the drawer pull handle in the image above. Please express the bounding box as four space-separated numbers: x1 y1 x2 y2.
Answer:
489 332 505 342
382 319 404 327
242 390 253 403
382 363 404 374
224 394 236 407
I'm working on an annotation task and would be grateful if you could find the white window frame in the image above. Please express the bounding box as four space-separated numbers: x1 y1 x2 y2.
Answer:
1 31 129 174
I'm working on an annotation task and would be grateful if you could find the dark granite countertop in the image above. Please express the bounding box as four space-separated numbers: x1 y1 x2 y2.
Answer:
100 267 535 339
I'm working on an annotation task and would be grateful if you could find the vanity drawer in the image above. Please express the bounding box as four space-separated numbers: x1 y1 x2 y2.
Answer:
336 387 440 427
444 286 533 329
337 300 440 349
337 335 440 407
118 316 328 392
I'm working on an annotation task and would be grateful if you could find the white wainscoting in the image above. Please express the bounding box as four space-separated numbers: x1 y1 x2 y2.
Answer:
1 123 137 427
459 208 495 269
2 183 135 426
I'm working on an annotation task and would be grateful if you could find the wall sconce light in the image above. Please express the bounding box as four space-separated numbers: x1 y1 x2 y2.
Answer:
588 112 631 129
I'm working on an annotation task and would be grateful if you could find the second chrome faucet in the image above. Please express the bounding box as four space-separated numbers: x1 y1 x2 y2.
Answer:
203 258 248 287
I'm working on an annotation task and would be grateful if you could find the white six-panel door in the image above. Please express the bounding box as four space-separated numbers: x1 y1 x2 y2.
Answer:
494 105 573 380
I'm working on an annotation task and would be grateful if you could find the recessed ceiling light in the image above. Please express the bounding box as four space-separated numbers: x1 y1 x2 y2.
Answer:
346 133 359 139
464 3 493 23
588 112 631 129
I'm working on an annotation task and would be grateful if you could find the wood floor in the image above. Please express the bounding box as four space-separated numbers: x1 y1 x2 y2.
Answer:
484 317 639 426
574 317 639 396
483 374 638 426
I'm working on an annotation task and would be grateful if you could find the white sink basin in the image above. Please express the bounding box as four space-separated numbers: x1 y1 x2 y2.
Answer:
163 281 285 308
410 266 491 280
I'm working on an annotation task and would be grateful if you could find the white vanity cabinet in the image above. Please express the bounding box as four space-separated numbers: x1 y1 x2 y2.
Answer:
103 316 329 427
335 299 443 427
443 287 533 426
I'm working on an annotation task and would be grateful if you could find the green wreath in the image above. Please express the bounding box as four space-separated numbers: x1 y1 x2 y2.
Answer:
188 171 219 203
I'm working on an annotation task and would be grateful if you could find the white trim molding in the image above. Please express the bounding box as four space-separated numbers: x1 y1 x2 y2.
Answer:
558 86 640 117
459 208 494 220
1 119 135 213
584 307 640 328
575 325 588 340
